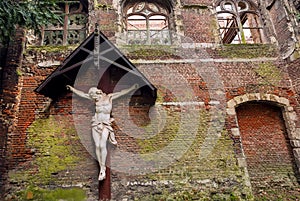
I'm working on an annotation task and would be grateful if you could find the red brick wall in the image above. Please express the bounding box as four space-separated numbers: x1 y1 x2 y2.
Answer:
236 102 299 197
181 8 216 43
0 28 26 191
88 0 117 39
287 58 300 103
3 46 75 170
2 0 300 200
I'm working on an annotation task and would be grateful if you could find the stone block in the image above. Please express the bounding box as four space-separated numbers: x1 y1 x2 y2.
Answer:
289 128 300 140
278 97 290 106
226 108 236 115
231 128 240 137
237 157 247 168
227 99 236 108
290 140 300 148
293 148 300 167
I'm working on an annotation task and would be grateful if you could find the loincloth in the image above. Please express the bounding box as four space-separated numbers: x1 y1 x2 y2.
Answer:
91 118 117 145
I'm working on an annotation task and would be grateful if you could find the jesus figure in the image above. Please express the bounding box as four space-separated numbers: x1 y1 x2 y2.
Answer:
66 84 139 180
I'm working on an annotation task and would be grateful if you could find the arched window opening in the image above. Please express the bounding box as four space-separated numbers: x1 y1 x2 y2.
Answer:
28 0 88 46
216 0 264 44
124 2 171 45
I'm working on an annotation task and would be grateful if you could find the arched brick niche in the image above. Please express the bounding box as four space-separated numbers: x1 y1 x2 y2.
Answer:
226 93 300 196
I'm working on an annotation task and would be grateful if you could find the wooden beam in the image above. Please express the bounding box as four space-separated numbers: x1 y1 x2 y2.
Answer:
99 145 112 201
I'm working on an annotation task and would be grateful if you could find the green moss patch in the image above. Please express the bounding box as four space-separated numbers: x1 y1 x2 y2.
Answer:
217 44 277 59
122 45 179 60
26 45 77 53
17 186 86 201
134 109 250 200
28 116 79 183
9 116 79 186
137 108 180 154
7 116 85 200
254 62 282 86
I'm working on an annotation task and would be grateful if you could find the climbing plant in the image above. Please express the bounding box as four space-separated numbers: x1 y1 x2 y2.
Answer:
0 0 61 45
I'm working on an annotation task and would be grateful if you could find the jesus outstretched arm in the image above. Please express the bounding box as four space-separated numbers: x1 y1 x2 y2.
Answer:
111 84 139 100
66 85 91 100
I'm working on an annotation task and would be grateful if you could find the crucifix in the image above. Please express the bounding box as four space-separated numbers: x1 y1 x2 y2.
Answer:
67 84 138 199
67 23 140 200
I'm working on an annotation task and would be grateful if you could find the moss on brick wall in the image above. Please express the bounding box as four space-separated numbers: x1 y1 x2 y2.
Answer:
122 45 179 60
116 108 252 200
137 109 180 154
26 116 79 183
6 116 87 201
254 62 282 86
25 45 77 53
217 44 277 59
15 187 86 201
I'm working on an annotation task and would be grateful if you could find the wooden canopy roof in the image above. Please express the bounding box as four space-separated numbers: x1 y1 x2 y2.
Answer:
35 30 157 105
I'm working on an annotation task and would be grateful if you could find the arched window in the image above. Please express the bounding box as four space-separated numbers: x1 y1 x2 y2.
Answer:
123 2 171 45
216 0 264 44
40 0 87 45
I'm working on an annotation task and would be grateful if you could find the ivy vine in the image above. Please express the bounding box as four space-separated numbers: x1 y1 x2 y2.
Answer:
0 0 61 45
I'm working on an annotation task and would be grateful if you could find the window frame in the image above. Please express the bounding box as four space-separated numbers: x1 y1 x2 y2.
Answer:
41 0 87 46
123 2 172 45
216 0 264 44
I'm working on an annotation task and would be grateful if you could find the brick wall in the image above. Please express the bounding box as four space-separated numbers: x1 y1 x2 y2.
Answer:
2 0 300 200
287 58 300 103
4 45 76 171
0 45 7 191
2 46 101 199
181 8 216 43
268 0 294 54
237 102 300 199
89 0 118 39
0 28 26 193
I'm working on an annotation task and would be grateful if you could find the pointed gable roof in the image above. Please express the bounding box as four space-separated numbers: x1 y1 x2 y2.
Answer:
35 30 157 105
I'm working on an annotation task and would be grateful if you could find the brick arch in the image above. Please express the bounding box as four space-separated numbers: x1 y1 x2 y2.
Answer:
226 93 300 194
227 93 299 141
